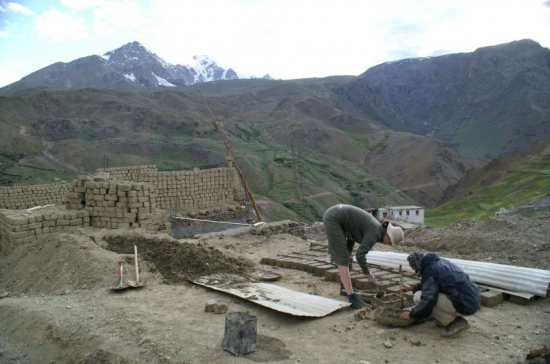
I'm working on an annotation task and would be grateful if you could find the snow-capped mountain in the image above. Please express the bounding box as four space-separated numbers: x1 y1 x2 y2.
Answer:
0 41 269 95
101 42 239 87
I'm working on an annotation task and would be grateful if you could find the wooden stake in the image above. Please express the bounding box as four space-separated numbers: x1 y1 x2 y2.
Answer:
399 264 404 309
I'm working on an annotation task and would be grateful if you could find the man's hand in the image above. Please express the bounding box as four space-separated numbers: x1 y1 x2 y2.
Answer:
401 284 413 292
399 311 411 320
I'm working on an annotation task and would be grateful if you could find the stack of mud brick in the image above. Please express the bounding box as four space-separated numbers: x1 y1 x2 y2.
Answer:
0 182 68 210
95 165 244 211
95 165 158 182
66 175 169 232
0 206 89 253
139 168 241 210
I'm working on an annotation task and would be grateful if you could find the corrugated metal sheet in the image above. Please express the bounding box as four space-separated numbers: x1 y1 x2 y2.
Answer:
361 251 550 298
192 274 350 317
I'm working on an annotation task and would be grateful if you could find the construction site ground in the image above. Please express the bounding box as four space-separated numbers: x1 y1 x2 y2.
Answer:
0 212 549 364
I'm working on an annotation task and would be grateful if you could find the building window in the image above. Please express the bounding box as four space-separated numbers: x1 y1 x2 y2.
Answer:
416 210 419 216
383 212 387 218
406 210 410 216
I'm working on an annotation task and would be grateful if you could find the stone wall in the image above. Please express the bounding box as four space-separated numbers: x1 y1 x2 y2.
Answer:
0 206 89 253
0 183 69 210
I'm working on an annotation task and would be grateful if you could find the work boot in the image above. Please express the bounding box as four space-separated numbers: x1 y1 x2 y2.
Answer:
340 283 360 296
348 293 371 310
440 317 470 338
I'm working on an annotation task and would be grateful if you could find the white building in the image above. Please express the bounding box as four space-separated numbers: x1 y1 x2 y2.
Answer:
368 205 424 226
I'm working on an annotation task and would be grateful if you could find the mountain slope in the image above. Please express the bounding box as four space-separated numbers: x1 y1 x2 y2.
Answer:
427 135 550 227
0 78 474 221
340 39 550 160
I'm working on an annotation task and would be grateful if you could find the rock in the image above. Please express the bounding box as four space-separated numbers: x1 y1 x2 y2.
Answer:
204 299 228 314
384 341 393 348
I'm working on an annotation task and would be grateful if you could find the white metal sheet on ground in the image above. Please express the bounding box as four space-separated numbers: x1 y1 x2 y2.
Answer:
192 274 350 317
360 251 550 297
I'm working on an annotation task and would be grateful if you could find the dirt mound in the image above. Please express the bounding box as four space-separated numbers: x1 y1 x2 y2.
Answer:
0 228 255 296
104 233 254 283
0 229 116 295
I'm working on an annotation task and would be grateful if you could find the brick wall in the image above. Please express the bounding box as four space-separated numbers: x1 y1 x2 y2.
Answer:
0 183 69 210
0 164 248 252
95 165 245 210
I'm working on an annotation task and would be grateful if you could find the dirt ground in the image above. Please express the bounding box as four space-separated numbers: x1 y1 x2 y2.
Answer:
0 213 549 364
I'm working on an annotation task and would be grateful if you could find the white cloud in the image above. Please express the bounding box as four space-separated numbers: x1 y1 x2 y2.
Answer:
32 9 89 41
61 0 107 11
6 2 33 15
0 58 29 86
90 0 153 36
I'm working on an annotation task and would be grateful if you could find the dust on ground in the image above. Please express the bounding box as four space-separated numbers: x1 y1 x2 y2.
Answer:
0 213 549 364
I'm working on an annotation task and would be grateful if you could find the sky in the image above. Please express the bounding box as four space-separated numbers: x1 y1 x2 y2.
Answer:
0 0 549 88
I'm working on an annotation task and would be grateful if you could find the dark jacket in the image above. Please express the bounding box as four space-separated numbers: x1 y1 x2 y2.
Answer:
410 253 481 320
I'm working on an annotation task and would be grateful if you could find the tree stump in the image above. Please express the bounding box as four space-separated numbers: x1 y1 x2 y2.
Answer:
222 312 257 356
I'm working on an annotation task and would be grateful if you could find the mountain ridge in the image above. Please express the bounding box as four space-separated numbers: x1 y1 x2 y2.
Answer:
340 39 550 159
0 41 272 95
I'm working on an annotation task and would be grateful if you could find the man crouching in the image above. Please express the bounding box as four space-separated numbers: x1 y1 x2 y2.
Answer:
399 250 481 337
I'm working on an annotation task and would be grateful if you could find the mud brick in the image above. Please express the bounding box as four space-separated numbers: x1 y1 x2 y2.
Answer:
300 251 326 257
314 257 332 264
315 264 336 276
508 294 534 306
375 280 395 290
281 259 295 269
355 278 377 290
481 290 504 307
385 286 414 302
304 263 319 274
259 257 275 266
325 268 340 282
373 271 395 280
291 260 307 271
272 258 288 268
310 263 329 276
